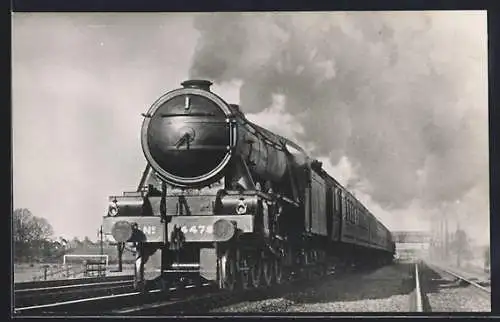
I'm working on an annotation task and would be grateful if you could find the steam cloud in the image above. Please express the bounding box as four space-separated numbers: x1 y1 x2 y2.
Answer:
189 12 489 241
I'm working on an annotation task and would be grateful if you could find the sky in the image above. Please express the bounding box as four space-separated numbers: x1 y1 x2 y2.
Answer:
12 12 490 245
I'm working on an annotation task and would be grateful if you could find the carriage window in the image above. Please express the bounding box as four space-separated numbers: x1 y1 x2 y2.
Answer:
334 188 337 210
349 201 353 223
343 196 347 219
346 200 349 222
344 198 349 220
337 189 341 212
347 200 351 222
334 188 339 212
347 199 350 221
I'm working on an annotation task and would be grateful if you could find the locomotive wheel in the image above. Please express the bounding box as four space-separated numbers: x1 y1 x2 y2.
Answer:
156 276 171 292
305 250 312 279
134 277 146 292
240 269 249 289
321 252 328 276
221 250 237 291
309 250 318 278
194 275 204 287
239 251 250 289
262 257 273 287
249 256 262 288
321 261 329 276
274 258 283 285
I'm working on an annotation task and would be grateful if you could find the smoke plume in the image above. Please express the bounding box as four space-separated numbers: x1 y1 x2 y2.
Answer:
189 12 488 242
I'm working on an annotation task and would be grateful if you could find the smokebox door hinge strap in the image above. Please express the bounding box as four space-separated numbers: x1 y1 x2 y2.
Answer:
178 195 192 216
160 181 167 222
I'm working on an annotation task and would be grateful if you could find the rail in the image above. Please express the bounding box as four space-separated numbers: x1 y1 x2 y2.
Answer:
13 284 199 315
15 279 133 294
415 261 491 312
15 265 339 315
433 265 491 294
14 277 135 312
414 263 423 312
15 274 134 290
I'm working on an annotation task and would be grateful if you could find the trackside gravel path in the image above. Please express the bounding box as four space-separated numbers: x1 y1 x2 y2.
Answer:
210 263 416 313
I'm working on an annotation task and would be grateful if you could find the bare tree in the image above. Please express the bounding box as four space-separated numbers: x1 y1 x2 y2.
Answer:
13 208 54 261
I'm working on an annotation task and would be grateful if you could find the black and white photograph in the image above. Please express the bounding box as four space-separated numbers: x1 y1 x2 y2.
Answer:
12 11 491 315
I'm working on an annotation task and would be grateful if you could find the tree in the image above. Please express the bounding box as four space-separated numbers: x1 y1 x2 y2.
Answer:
58 237 69 249
83 236 94 247
13 208 54 261
70 237 83 248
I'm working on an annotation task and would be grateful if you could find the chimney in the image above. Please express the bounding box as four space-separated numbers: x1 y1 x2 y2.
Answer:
181 80 213 91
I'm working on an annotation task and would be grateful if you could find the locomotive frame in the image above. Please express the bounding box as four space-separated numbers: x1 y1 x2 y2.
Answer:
101 80 395 291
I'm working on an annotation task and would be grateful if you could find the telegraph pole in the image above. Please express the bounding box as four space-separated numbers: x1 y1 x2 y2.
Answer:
444 212 449 261
456 220 461 268
98 226 104 256
440 213 444 260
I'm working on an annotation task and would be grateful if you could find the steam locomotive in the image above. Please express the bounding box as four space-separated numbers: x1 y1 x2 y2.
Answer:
102 80 395 291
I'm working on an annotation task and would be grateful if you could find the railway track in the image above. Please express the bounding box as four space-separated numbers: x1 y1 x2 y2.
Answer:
14 279 256 316
113 271 340 315
414 261 491 312
434 266 490 294
14 275 133 290
15 286 166 315
15 265 346 316
14 275 134 311
18 262 445 315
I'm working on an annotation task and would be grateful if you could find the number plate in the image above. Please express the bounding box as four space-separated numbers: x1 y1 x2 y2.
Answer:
180 224 214 235
167 215 254 242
